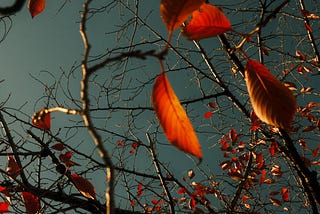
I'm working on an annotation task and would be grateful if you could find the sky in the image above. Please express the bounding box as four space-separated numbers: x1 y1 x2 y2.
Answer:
0 1 85 110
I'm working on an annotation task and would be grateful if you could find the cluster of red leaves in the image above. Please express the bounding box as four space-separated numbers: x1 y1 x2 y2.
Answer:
174 170 219 212
217 128 291 209
297 102 320 132
51 144 96 200
116 140 143 154
131 182 164 213
32 108 51 130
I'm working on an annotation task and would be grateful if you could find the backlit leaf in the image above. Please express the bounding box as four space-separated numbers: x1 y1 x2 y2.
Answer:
0 202 9 212
28 0 46 18
32 109 51 130
70 174 96 200
22 192 40 214
245 60 296 130
160 0 204 33
152 73 202 159
182 3 231 40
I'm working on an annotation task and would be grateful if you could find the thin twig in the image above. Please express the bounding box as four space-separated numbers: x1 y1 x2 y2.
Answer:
147 133 175 214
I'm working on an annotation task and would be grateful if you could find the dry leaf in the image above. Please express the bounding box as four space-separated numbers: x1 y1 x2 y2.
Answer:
245 60 296 130
182 3 231 40
152 73 202 159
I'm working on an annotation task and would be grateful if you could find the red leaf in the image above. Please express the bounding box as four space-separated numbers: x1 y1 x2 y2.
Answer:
59 151 73 163
117 140 124 146
51 143 65 151
250 111 262 130
152 73 202 159
204 111 213 118
151 199 163 205
70 174 96 200
178 187 187 194
59 152 80 168
208 102 216 109
312 145 320 158
22 192 40 214
0 202 9 212
260 169 266 184
137 183 143 197
245 60 296 130
7 156 20 179
230 128 238 144
189 197 196 210
269 141 279 156
32 109 51 130
256 153 264 169
28 0 46 18
160 0 204 33
182 3 231 40
281 188 289 201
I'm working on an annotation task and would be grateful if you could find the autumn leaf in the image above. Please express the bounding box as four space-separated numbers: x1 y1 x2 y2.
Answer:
204 111 213 118
70 174 96 200
160 0 204 37
28 0 46 18
7 156 20 179
281 188 289 201
59 152 80 168
51 143 65 151
0 202 9 212
182 3 231 40
22 192 40 214
152 73 202 159
245 60 296 130
32 109 51 130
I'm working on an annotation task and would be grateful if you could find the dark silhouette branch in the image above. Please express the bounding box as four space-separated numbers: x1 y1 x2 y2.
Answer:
0 0 26 15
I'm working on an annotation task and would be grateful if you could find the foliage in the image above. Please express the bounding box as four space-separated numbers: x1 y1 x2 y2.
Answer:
0 0 319 213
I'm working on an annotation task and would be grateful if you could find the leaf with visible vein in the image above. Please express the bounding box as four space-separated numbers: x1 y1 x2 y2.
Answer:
152 73 202 159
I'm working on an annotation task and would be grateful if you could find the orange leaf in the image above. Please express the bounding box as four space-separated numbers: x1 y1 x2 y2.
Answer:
245 60 296 130
152 73 202 159
182 3 231 40
32 109 51 130
160 0 204 33
7 156 20 179
22 192 40 214
70 174 96 200
28 0 46 18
